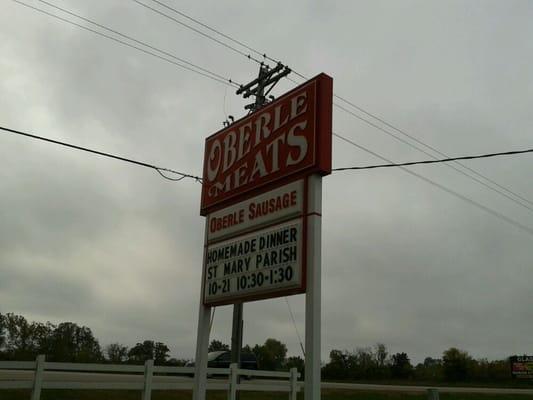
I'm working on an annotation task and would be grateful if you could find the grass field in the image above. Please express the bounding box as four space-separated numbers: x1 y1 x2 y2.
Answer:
2 389 533 400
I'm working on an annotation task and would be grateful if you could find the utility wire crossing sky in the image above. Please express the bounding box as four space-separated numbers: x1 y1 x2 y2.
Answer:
2 0 532 363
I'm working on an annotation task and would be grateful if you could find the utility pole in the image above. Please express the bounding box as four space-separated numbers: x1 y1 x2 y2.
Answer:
229 62 291 386
236 62 291 112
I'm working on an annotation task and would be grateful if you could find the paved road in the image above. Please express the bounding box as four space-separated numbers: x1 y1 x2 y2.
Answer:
2 369 533 395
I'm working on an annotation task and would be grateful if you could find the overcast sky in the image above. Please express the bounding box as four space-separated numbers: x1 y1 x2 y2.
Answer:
1 0 532 364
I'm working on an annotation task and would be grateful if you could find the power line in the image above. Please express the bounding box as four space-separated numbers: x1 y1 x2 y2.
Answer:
285 297 305 358
333 93 533 206
11 2 532 233
131 4 533 213
147 0 281 65
12 0 238 88
35 0 241 87
333 147 533 171
333 132 533 237
132 0 265 65
0 125 202 183
332 103 533 212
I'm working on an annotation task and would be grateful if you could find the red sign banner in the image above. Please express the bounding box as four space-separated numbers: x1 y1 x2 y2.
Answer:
201 74 332 215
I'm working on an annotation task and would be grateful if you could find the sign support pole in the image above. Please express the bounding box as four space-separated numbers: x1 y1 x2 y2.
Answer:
227 62 291 388
230 301 243 399
193 222 212 400
305 174 322 400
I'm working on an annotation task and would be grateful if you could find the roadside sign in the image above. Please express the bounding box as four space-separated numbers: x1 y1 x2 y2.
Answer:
511 356 533 379
207 179 304 242
204 219 304 305
201 73 332 216
199 73 332 306
194 72 332 400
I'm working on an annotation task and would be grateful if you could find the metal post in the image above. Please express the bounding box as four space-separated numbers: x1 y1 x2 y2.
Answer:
142 359 154 400
289 367 298 400
427 388 440 400
254 65 269 109
230 302 243 400
231 303 243 365
305 174 322 400
193 220 213 400
228 363 238 400
31 354 45 400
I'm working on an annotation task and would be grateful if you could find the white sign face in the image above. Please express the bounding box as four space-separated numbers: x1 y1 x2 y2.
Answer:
207 180 304 242
204 219 303 305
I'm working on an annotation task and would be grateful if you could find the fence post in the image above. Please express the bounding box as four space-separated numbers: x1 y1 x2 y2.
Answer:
289 368 298 400
427 388 439 400
228 363 238 400
142 359 154 400
31 354 45 400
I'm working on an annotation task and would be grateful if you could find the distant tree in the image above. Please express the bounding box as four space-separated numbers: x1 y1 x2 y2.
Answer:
413 357 443 382
442 347 471 381
47 322 102 363
487 359 510 381
390 352 413 379
355 347 376 378
208 340 229 352
0 314 6 358
467 358 509 382
253 338 287 370
285 356 305 377
322 349 352 380
105 343 128 363
423 357 441 368
128 340 155 364
374 343 388 367
154 342 170 365
1 313 54 361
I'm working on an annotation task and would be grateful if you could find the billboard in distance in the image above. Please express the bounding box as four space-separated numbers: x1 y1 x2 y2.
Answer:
511 356 533 379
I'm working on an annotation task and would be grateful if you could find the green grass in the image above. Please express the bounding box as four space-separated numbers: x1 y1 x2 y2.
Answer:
2 389 533 400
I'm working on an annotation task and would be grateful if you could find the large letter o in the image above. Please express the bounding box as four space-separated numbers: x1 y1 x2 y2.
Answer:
207 140 221 182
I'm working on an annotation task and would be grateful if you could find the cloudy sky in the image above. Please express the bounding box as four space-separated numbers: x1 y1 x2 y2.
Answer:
1 0 532 364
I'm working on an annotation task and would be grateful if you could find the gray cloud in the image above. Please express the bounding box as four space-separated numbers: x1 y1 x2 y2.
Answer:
1 0 532 364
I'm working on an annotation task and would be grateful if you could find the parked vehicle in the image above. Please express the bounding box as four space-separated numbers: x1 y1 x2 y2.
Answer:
207 351 258 370
186 351 258 377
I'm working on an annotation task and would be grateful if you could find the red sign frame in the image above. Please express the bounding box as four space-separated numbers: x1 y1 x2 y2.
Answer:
201 73 332 216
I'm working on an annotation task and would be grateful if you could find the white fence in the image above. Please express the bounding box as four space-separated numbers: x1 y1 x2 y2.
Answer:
2 356 533 399
0 355 300 400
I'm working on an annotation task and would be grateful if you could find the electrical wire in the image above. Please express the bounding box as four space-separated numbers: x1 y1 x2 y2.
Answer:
11 0 238 88
35 0 241 87
333 93 533 207
132 0 265 65
9 2 533 233
209 307 216 335
130 3 533 213
285 298 305 358
333 132 533 237
147 0 281 65
333 103 533 213
333 148 533 171
0 125 202 183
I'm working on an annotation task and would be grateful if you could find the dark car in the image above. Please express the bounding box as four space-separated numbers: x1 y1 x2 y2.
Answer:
207 351 258 370
186 351 258 377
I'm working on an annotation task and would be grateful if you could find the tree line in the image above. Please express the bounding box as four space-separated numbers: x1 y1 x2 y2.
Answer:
0 313 520 384
0 313 179 365
321 345 515 383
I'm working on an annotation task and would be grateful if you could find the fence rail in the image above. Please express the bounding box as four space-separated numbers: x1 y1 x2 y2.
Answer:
0 355 300 400
2 356 533 399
